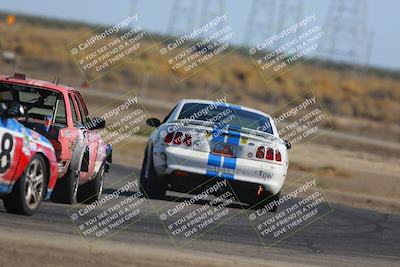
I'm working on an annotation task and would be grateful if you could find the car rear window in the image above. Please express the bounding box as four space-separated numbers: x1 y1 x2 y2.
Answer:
178 103 274 134
0 82 67 126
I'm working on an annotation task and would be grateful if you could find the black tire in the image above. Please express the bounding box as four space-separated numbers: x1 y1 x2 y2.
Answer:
77 163 105 204
3 154 47 215
139 146 166 199
51 167 79 204
250 191 281 212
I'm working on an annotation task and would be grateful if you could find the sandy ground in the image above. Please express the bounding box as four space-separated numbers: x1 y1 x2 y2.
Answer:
2 224 399 267
0 228 295 267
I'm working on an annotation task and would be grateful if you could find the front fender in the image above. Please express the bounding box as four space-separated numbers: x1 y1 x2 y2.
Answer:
70 139 87 173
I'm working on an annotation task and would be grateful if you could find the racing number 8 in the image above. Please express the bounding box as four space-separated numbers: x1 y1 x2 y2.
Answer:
0 133 14 173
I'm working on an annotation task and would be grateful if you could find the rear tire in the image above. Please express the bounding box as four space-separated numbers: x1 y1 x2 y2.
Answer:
3 154 47 215
77 163 105 204
139 146 166 199
51 167 79 204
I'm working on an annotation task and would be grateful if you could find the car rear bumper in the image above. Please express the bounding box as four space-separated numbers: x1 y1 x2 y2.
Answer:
153 146 287 195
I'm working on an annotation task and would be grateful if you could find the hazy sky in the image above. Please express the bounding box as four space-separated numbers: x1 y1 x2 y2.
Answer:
0 0 398 70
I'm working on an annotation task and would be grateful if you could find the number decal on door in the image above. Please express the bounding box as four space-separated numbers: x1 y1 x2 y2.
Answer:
0 133 14 174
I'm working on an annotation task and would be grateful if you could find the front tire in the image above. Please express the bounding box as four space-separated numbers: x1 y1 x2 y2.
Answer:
139 146 166 199
77 163 105 204
3 154 47 215
51 167 79 204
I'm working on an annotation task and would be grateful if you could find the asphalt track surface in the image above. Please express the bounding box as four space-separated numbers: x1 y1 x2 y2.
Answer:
0 164 399 266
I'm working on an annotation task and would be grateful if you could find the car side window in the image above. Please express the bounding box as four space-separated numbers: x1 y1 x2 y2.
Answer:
68 94 79 124
162 105 177 124
54 95 67 126
74 94 87 123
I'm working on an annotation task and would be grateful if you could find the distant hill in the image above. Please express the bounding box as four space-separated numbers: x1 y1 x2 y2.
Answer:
0 11 399 124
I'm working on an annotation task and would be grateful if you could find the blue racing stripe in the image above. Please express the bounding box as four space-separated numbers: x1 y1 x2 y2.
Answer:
205 170 219 177
207 119 242 179
207 154 222 167
223 156 236 170
216 103 228 108
0 118 22 133
226 134 240 145
222 173 234 180
212 133 225 143
227 103 242 110
216 103 242 110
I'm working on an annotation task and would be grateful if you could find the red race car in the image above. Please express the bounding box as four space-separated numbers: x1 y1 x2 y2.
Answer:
0 103 58 215
0 73 112 205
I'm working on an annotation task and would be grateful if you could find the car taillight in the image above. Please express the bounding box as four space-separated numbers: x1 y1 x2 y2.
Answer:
266 147 274 160
183 134 192 146
275 149 282 162
256 146 265 158
173 132 183 145
255 145 283 163
164 132 174 144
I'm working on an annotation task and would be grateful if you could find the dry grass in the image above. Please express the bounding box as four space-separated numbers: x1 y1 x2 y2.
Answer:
0 16 399 125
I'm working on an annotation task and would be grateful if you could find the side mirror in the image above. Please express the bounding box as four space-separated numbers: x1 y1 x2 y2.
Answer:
285 140 292 150
86 117 105 130
1 103 25 119
146 118 161 127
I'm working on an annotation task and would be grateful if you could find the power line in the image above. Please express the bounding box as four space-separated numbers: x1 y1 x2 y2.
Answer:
276 0 304 48
244 0 277 47
318 0 373 68
199 0 225 28
167 0 197 36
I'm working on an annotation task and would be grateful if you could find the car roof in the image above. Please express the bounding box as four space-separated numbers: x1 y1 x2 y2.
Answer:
0 74 79 94
177 99 271 118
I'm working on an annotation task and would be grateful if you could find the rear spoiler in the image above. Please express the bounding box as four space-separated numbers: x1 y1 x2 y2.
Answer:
234 126 284 143
172 119 285 144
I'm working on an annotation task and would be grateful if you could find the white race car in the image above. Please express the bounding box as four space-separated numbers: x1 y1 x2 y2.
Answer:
140 99 291 211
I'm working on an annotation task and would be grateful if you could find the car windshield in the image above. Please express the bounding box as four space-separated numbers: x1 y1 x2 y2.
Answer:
0 82 67 126
177 103 274 134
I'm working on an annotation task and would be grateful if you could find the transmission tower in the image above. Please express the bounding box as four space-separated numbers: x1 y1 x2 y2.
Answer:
129 0 138 16
276 0 304 47
319 0 372 67
199 0 226 30
167 0 197 36
244 0 277 47
199 0 228 41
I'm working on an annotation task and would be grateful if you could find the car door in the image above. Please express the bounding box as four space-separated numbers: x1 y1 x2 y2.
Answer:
0 118 24 193
71 92 98 182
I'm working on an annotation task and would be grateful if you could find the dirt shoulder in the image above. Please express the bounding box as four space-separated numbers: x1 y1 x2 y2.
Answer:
0 228 296 267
